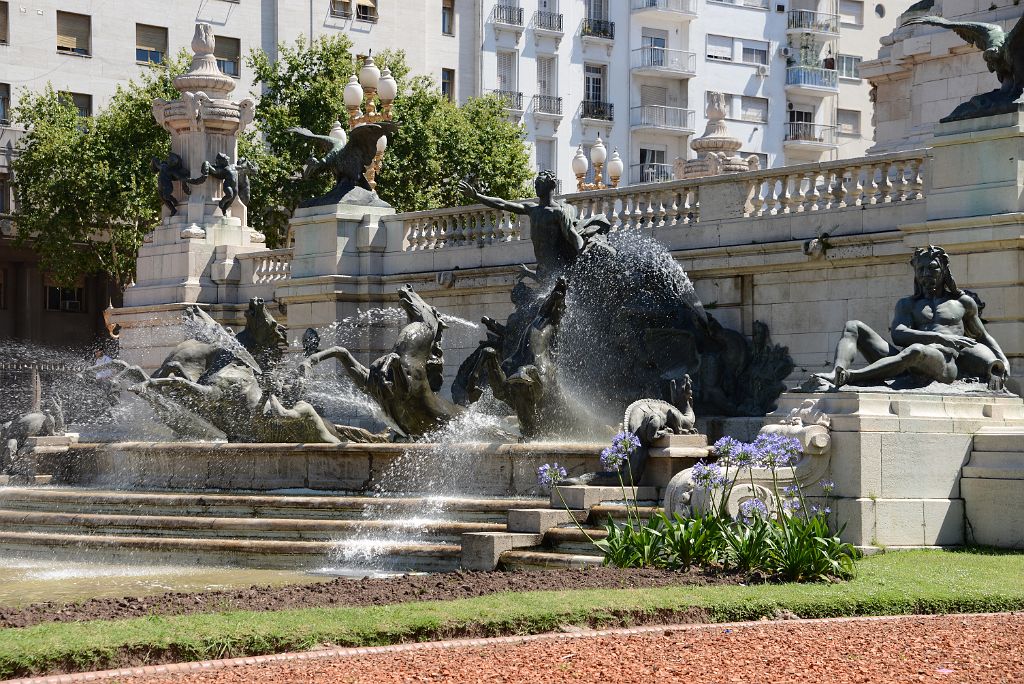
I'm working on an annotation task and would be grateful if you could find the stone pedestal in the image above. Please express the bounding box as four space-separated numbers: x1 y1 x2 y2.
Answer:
777 390 1024 548
961 428 1024 549
275 202 396 353
927 107 1024 222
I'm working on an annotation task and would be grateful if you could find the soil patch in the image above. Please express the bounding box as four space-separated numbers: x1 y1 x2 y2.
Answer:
0 566 743 629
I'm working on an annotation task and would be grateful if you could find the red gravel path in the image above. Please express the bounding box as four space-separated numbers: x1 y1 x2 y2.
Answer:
19 612 1022 684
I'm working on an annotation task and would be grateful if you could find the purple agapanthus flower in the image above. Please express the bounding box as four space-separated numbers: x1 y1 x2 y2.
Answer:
753 432 803 468
537 462 567 488
739 498 769 523
600 446 625 471
691 460 726 490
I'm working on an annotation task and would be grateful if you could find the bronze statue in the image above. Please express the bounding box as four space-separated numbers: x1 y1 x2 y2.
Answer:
191 153 256 216
288 121 398 207
901 13 1024 122
811 246 1010 391
458 170 615 284
151 152 191 216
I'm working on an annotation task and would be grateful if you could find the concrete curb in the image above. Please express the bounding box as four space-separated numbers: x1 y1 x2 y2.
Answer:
3 612 1017 683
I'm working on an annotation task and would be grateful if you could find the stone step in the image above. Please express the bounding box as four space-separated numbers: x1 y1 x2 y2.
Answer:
544 526 608 554
0 530 462 571
972 431 1024 453
587 504 661 523
498 548 603 570
0 488 539 524
550 485 659 510
0 509 503 543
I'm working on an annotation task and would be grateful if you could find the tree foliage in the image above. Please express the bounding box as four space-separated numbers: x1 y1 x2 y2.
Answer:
11 55 189 288
244 36 533 246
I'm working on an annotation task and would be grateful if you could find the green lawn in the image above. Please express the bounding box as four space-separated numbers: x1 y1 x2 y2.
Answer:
2 550 1023 679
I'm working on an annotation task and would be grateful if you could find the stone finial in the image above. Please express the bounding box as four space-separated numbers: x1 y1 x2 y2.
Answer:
679 93 755 180
173 22 235 99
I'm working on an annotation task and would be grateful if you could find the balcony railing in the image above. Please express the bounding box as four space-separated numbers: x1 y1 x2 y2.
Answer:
534 10 563 32
631 163 675 185
630 0 698 14
787 10 839 34
784 122 837 145
493 89 524 111
492 5 524 27
532 94 562 115
630 47 697 75
582 18 615 40
580 100 614 121
630 105 695 131
785 66 838 90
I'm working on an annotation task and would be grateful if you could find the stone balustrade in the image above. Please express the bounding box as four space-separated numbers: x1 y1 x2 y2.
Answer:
237 248 292 300
394 149 927 252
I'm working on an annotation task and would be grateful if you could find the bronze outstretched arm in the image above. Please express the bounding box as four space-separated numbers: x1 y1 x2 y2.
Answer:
458 178 531 215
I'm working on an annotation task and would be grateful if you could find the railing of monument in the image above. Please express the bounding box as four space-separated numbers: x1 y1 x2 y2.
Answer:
399 149 929 250
236 248 293 300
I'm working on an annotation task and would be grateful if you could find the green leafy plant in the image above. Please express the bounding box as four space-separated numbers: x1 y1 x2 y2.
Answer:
659 512 721 571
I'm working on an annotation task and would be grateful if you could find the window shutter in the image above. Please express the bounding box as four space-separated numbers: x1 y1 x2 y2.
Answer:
57 12 91 53
536 139 554 172
497 52 515 91
706 35 732 61
741 96 768 122
537 56 554 96
136 24 167 54
214 36 240 61
0 3 9 44
640 86 667 107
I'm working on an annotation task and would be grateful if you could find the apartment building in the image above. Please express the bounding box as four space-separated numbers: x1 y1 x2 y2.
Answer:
481 0 893 186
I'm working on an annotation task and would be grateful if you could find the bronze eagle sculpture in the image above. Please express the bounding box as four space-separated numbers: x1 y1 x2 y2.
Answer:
288 121 398 207
901 13 1024 122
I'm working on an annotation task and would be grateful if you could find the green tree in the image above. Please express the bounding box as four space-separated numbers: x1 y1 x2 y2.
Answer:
11 55 188 289
243 36 532 246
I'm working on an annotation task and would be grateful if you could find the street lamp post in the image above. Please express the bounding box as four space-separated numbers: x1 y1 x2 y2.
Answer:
573 137 624 191
343 50 399 190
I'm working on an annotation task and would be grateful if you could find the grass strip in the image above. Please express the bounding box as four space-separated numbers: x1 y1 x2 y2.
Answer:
1 550 1023 679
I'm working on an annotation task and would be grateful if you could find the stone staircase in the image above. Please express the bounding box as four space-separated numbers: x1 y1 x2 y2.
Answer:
961 428 1024 548
462 485 662 570
0 487 545 572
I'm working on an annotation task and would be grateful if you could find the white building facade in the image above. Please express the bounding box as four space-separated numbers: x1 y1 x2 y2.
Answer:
0 0 893 203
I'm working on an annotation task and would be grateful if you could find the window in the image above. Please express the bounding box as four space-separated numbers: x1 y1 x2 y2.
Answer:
837 54 862 80
838 109 861 135
0 174 8 214
584 63 605 102
330 0 352 18
706 35 733 62
537 55 555 97
839 0 863 26
639 147 669 183
497 51 517 92
0 269 6 311
356 0 378 22
741 39 769 66
214 36 240 77
44 285 85 313
0 2 8 45
136 24 167 64
441 68 455 101
789 108 813 124
740 95 769 123
0 82 9 124
587 0 608 20
535 139 555 173
641 29 667 67
56 11 91 56
641 85 667 108
61 92 92 117
442 0 454 35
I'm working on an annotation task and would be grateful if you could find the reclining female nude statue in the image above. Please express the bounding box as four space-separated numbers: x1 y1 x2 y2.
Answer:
809 246 1010 392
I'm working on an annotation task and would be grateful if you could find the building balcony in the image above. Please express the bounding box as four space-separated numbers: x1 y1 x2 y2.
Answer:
532 94 563 119
630 47 697 78
579 100 614 124
533 10 563 36
492 89 524 112
630 163 674 185
581 18 615 44
630 0 698 20
784 66 839 96
491 5 524 32
783 122 838 152
630 105 695 134
786 10 839 37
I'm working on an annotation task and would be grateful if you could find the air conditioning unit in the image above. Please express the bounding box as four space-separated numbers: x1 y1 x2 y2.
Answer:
779 46 793 58
756 64 770 77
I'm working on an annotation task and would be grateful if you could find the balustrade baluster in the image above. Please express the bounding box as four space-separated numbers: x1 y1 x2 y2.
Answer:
893 160 908 202
878 163 893 203
909 158 925 200
806 173 821 211
750 180 765 217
